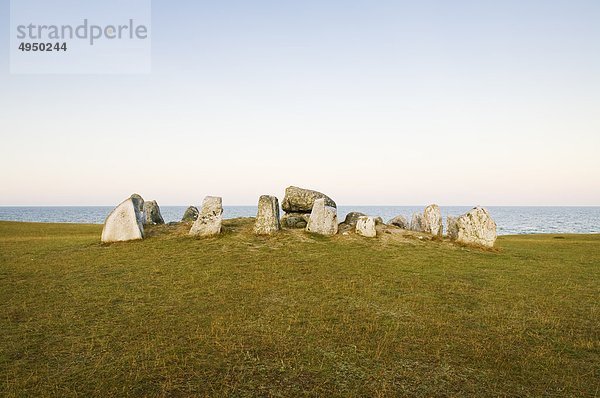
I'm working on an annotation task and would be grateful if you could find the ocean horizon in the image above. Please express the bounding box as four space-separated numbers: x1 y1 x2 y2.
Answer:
1 206 599 236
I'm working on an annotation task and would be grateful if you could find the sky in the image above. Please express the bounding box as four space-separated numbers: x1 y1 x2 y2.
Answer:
1 0 599 206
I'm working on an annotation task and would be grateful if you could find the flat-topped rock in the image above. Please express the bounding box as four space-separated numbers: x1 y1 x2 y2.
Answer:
189 196 223 237
181 206 199 222
282 186 336 213
448 207 497 247
101 194 145 243
306 198 338 236
254 195 281 235
356 216 377 238
144 200 165 225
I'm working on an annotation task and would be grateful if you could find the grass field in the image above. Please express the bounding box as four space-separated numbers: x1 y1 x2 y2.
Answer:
0 220 598 397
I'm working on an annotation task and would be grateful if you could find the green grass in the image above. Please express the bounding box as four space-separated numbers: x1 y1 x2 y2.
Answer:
0 220 598 397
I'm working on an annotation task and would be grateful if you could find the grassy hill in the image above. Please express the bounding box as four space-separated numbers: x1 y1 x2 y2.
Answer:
1 220 598 397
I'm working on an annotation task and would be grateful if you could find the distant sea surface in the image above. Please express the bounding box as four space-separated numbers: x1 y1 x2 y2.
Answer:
1 206 599 235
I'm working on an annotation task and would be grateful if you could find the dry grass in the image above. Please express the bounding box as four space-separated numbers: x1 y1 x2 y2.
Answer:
0 219 598 397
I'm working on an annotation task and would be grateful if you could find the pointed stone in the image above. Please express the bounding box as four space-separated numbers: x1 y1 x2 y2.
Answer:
101 194 145 243
447 207 497 247
144 200 165 225
189 196 223 237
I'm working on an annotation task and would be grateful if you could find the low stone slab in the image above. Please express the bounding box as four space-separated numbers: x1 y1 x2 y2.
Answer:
388 215 409 229
189 196 223 237
281 212 311 229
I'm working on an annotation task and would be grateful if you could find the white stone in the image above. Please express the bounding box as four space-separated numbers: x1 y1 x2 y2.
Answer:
189 196 223 237
101 195 145 243
254 195 281 235
448 207 497 247
355 216 377 238
423 204 443 236
306 198 338 236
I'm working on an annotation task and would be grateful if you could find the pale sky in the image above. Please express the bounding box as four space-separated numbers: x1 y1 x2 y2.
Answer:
1 0 599 206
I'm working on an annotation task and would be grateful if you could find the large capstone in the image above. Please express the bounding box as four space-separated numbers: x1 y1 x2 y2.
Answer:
447 207 497 247
388 215 409 229
101 194 145 243
281 186 336 213
253 195 281 235
355 216 377 238
306 198 338 236
189 196 223 237
144 200 165 225
423 204 443 236
181 206 199 222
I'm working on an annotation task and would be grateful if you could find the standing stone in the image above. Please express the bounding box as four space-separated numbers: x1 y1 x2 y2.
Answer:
388 215 409 229
101 194 145 243
423 204 443 236
144 200 165 225
306 198 338 236
254 195 281 235
130 194 146 226
447 207 497 247
282 186 336 213
181 206 199 222
356 216 377 238
189 196 223 237
410 212 426 232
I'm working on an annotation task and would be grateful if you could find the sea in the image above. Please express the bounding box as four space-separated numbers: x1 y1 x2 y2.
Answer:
0 206 599 236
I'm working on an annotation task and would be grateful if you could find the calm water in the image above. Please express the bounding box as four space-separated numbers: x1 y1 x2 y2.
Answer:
0 206 599 235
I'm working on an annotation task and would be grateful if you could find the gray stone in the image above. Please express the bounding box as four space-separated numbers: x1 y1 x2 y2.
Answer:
189 196 223 237
388 215 409 229
447 207 497 247
306 198 338 236
144 200 165 225
343 212 367 227
181 206 199 222
281 212 311 229
423 204 443 236
410 212 426 232
101 194 145 243
356 216 376 238
282 186 336 213
254 195 281 235
130 193 146 226
374 216 384 225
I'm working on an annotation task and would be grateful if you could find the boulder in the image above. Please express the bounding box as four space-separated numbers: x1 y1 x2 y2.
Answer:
356 216 376 238
410 212 426 232
189 196 223 237
448 207 497 247
130 193 146 226
423 204 443 236
343 212 367 227
254 195 281 235
281 212 311 229
101 194 145 243
388 215 409 229
144 200 165 225
306 198 338 236
282 186 336 213
182 206 199 222
374 216 385 225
